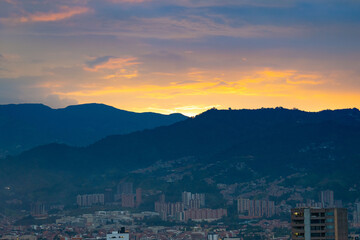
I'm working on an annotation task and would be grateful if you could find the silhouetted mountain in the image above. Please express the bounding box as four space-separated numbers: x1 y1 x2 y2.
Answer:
2 107 360 204
0 103 187 157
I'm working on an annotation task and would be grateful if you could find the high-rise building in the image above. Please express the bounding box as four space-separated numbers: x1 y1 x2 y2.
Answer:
320 190 335 208
353 203 360 224
182 191 192 207
31 202 48 216
291 207 348 240
115 182 137 208
154 201 185 220
195 193 206 207
159 194 165 203
334 200 343 208
237 198 275 218
77 194 105 207
182 191 205 209
104 188 114 203
117 182 133 195
238 198 250 214
121 193 135 208
136 188 142 207
189 198 201 209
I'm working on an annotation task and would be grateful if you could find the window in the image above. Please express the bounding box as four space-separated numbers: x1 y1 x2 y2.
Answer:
311 219 325 224
311 233 325 237
326 211 334 216
311 226 325 231
293 211 303 217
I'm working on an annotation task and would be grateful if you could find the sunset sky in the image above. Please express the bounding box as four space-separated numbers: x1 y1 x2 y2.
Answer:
1 0 360 116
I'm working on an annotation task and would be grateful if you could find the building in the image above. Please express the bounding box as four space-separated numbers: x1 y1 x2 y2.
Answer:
184 208 227 222
296 199 323 208
297 191 341 209
117 182 133 195
136 188 142 207
353 203 360 224
237 198 275 218
319 190 335 208
121 193 135 208
104 188 114 203
106 229 129 240
76 194 104 207
291 207 348 240
115 182 138 208
159 194 165 203
189 198 201 209
154 201 185 220
30 202 48 216
182 191 205 209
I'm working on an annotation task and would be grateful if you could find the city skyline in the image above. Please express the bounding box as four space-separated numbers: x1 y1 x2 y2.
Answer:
1 0 360 116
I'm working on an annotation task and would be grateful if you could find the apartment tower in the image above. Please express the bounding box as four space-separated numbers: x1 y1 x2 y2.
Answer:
291 207 348 240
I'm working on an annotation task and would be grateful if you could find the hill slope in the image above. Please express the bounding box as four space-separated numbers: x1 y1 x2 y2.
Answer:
2 107 360 204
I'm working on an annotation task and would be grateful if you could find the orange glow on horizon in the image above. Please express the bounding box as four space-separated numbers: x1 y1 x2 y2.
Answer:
44 67 360 116
1 0 359 117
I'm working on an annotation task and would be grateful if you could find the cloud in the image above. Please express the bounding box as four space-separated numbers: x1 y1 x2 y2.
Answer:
0 6 90 24
169 0 294 8
102 0 293 8
54 67 327 99
0 76 46 104
107 0 151 3
86 56 114 69
84 56 140 72
89 16 304 40
0 76 78 108
44 94 78 108
0 77 78 108
0 53 23 78
0 53 20 61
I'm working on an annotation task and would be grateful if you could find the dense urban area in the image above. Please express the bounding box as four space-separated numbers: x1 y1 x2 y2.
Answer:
1 179 360 240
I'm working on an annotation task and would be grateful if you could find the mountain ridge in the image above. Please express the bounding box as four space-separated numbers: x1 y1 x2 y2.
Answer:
2 107 360 205
0 103 188 157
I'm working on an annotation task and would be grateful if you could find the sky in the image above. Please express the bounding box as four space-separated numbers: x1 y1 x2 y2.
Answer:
0 0 360 116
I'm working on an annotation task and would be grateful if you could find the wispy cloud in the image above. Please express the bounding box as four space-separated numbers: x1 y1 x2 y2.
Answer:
84 56 140 72
98 16 303 40
107 0 151 3
0 6 90 24
53 67 327 99
169 0 294 8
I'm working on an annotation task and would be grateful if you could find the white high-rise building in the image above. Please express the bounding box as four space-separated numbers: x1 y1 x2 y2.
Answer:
182 191 205 208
